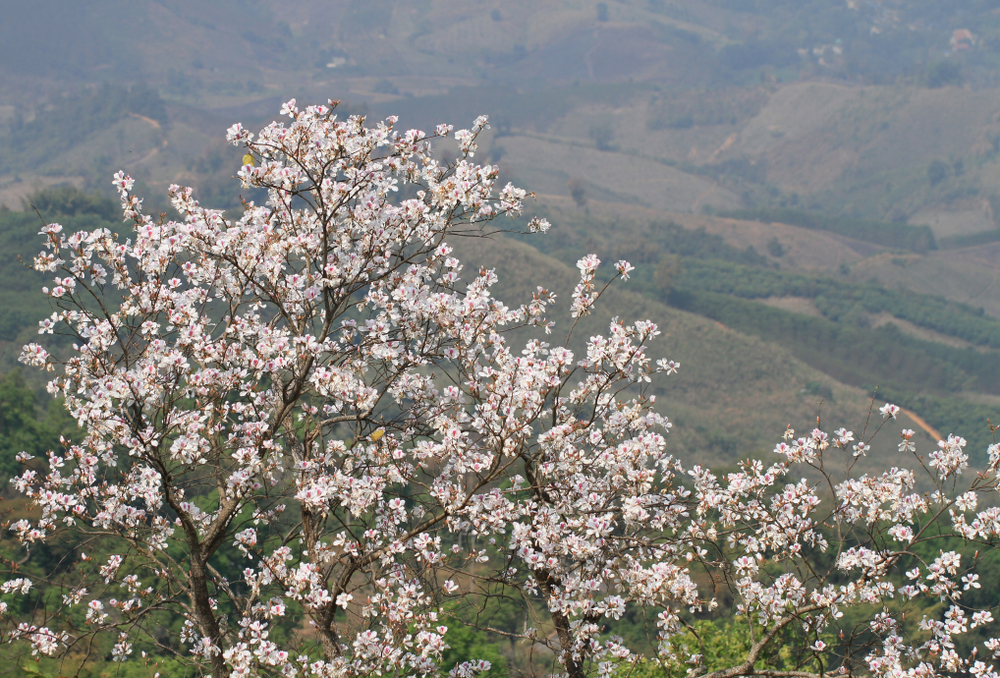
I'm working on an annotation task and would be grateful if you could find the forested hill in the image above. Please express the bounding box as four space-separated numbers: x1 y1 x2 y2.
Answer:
508 198 1000 458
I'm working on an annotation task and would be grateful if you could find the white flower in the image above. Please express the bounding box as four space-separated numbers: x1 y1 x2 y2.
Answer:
7 96 994 678
615 259 635 280
112 171 135 193
879 403 900 419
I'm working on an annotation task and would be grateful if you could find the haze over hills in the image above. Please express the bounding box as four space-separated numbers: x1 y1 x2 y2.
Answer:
1 0 999 460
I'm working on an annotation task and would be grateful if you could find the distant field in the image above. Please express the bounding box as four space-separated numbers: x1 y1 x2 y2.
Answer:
527 194 1000 327
507 194 1000 454
909 204 996 239
534 195 871 272
498 134 743 212
854 246 1000 318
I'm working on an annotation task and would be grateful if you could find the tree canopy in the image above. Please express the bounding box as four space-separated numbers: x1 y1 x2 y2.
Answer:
3 101 1000 678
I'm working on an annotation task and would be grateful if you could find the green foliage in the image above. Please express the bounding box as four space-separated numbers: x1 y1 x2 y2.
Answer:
0 210 54 345
589 117 616 151
436 591 524 677
0 370 78 481
441 621 510 678
938 229 1000 249
621 617 828 678
0 307 32 345
517 214 771 271
655 254 683 296
21 660 56 678
717 207 937 253
803 380 834 401
186 139 259 209
86 656 202 678
927 159 949 187
667 289 999 457
925 60 963 88
646 89 768 131
719 39 800 71
17 646 201 678
21 184 119 221
674 259 1000 349
648 222 771 266
879 388 999 455
0 196 124 372
568 177 587 207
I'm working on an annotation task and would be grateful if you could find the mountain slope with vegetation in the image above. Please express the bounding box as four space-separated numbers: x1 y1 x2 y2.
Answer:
452 233 945 467
0 0 998 473
508 196 1000 455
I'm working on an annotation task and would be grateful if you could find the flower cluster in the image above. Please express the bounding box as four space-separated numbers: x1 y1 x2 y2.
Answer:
4 101 999 678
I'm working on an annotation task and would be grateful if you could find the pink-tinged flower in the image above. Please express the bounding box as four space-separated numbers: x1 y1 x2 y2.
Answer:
615 259 635 280
879 402 900 419
112 171 134 193
898 428 916 452
9 97 992 678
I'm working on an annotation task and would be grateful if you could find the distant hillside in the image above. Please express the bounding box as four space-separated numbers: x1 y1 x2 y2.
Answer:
452 233 948 469
1 0 999 470
6 1 1000 90
508 195 1000 456
6 1 1000 233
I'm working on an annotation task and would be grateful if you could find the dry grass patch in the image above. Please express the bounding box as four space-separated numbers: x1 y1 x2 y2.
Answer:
757 296 824 317
498 135 742 212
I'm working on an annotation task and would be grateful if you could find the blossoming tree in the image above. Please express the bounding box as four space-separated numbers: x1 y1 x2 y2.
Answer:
5 100 1000 678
